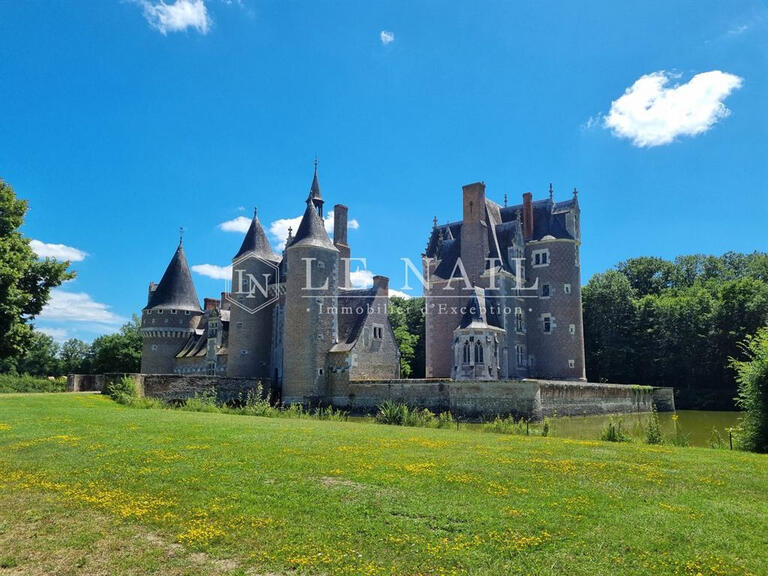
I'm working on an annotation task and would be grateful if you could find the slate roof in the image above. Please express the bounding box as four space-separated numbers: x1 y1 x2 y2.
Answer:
425 191 577 280
233 210 280 261
145 244 201 312
458 287 504 330
331 286 381 352
289 200 336 250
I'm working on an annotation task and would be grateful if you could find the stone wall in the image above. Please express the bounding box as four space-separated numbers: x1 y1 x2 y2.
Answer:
73 372 675 421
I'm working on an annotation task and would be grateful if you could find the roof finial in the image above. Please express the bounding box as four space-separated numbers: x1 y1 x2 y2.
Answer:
504 193 508 207
573 186 578 197
179 226 184 246
432 216 438 229
549 182 554 201
287 226 293 238
254 206 258 218
314 155 318 171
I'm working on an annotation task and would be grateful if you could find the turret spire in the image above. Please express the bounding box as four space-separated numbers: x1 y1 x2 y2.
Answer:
145 240 201 312
233 207 279 261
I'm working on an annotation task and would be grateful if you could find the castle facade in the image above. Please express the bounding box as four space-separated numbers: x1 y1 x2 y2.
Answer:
140 167 401 402
423 182 586 381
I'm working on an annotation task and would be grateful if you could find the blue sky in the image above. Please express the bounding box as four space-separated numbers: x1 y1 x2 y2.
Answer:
1 0 766 342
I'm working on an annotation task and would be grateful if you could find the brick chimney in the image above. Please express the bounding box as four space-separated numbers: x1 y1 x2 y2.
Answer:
462 182 486 223
523 192 534 240
334 204 352 288
373 275 389 296
204 298 220 311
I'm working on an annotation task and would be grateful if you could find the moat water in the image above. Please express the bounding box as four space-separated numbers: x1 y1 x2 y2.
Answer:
529 410 742 447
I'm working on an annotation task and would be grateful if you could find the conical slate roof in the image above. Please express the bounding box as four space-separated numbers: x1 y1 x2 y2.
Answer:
145 243 201 312
289 200 336 250
233 209 279 261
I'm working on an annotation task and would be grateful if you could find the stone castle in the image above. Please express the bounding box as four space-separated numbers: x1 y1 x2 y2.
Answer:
140 170 587 406
140 166 401 403
423 181 585 382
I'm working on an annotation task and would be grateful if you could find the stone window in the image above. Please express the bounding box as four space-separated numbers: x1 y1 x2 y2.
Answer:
541 283 551 298
516 345 526 367
185 310 191 315
474 341 484 364
542 314 552 334
515 307 524 333
569 323 576 335
462 341 471 364
170 309 177 315
240 350 248 355
157 309 163 315
564 283 572 294
568 359 575 369
532 249 550 268
146 310 152 315
373 325 383 339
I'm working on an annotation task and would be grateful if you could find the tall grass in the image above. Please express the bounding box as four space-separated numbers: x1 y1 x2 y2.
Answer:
0 374 66 394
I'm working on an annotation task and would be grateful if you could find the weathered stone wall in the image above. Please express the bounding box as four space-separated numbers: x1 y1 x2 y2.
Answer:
337 379 673 420
75 372 674 421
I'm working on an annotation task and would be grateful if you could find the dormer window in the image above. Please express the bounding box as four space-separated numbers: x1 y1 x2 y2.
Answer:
157 309 163 315
170 309 177 315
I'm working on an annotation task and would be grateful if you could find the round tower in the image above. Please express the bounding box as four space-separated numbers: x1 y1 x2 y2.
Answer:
227 208 281 380
282 171 339 405
140 239 203 374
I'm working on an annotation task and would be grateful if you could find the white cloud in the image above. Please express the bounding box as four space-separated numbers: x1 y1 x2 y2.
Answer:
219 216 252 233
36 326 70 343
380 30 394 45
191 263 232 280
349 269 374 289
138 0 211 35
602 70 743 147
30 240 88 262
39 291 126 325
268 213 360 250
389 289 413 300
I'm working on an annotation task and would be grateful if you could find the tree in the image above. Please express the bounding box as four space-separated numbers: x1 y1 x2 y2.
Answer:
731 328 768 453
582 271 637 383
0 180 74 368
91 316 142 374
15 331 62 376
388 297 426 378
60 338 92 374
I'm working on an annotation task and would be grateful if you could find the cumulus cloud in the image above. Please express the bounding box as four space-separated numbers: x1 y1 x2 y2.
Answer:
268 213 359 250
219 216 252 233
380 30 394 45
389 289 413 300
137 0 211 35
39 291 125 325
602 70 743 147
191 263 232 280
349 269 374 288
30 240 88 262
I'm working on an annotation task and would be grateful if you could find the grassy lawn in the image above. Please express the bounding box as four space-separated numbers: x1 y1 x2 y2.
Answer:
0 394 766 576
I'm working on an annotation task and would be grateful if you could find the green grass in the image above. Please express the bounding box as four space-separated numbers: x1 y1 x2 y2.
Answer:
0 394 766 576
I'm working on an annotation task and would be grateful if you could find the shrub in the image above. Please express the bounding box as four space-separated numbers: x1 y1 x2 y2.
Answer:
645 404 663 445
541 419 550 437
600 418 631 442
231 385 277 417
104 376 138 405
376 400 409 425
180 389 219 413
483 415 525 435
709 428 726 449
0 374 66 394
669 414 690 447
436 411 455 429
313 406 349 421
731 328 768 453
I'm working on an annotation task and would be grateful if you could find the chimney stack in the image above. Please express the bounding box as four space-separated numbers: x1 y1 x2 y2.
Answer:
523 192 534 240
373 275 389 296
334 204 351 289
462 182 486 223
204 298 220 311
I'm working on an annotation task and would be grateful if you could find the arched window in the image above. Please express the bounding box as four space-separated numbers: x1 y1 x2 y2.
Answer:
474 342 484 364
462 341 471 364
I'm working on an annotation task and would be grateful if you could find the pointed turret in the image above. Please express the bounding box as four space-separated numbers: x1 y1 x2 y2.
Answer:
233 207 279 262
307 159 324 217
290 199 336 250
145 241 201 312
